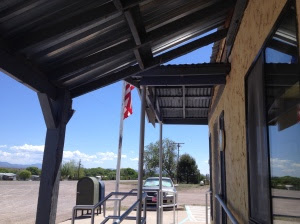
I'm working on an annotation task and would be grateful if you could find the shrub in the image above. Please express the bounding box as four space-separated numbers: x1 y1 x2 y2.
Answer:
26 166 41 175
19 170 31 180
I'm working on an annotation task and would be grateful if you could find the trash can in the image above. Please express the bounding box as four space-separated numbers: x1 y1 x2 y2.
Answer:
76 177 99 205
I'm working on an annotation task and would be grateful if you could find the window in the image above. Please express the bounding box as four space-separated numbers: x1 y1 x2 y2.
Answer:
265 5 300 222
246 1 300 223
143 178 173 187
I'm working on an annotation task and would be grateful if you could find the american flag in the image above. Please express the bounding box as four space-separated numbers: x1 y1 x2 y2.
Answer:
123 82 134 119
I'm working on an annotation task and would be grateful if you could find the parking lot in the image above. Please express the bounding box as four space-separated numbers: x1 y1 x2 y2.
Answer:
0 180 209 224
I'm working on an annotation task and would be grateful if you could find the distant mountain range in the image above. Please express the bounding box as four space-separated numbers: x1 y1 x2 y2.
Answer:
0 161 42 169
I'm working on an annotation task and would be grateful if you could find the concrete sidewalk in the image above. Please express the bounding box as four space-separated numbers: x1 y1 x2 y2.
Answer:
60 206 210 224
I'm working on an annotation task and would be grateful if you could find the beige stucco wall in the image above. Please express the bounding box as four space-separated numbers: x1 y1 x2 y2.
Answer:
208 0 289 223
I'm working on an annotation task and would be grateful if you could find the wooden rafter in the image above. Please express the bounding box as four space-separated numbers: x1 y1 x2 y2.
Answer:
0 40 57 99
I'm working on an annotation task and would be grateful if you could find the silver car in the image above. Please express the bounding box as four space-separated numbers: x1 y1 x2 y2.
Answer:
143 177 177 207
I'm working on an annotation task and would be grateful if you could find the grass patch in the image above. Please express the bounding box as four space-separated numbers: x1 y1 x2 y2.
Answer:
176 184 208 191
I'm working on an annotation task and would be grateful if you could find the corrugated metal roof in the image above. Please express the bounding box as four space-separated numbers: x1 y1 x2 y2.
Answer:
0 0 235 124
154 86 212 123
0 0 233 96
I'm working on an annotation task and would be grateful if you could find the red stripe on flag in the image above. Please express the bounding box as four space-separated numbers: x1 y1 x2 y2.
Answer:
123 83 134 119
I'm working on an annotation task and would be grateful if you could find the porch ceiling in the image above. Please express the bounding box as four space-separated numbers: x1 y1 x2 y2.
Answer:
0 0 240 124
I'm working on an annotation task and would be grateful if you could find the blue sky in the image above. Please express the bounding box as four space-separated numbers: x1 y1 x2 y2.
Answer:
0 44 212 175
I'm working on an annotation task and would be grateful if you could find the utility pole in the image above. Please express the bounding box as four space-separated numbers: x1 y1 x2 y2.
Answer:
77 159 81 180
173 143 184 183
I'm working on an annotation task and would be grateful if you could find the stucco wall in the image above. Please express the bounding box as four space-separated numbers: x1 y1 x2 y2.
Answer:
208 0 288 223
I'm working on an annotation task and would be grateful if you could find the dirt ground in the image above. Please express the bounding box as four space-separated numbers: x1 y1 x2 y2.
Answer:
0 180 210 224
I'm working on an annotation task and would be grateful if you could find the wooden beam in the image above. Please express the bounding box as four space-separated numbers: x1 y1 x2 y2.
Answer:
36 90 73 224
55 1 230 81
140 75 226 86
163 118 208 125
226 0 248 58
267 39 297 56
135 64 231 77
71 29 228 97
122 5 153 69
37 93 57 129
124 6 147 45
113 0 147 11
133 44 153 69
0 42 57 99
146 87 161 121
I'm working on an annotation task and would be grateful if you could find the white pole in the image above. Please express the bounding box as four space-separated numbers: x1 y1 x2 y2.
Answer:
159 122 163 224
114 81 126 217
136 86 146 224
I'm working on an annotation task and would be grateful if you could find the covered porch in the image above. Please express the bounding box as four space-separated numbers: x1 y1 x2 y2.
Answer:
0 0 245 223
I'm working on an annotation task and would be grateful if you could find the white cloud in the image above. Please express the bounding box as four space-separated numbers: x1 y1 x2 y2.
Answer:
0 149 42 164
63 150 97 162
0 145 7 148
0 143 128 167
292 163 300 167
270 158 290 169
96 152 127 161
130 157 138 161
282 168 295 173
0 151 12 157
10 144 44 152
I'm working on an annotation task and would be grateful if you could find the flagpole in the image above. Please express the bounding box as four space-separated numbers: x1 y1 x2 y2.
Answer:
114 81 126 217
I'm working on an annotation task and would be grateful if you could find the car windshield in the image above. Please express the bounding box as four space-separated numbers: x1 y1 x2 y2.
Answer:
143 179 173 187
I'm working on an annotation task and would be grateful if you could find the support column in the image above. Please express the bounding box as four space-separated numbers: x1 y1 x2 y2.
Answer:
36 90 74 224
158 122 163 224
136 86 146 224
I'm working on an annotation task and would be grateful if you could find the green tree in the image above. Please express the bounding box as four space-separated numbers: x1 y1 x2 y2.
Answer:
121 168 138 180
61 160 76 179
144 138 177 180
84 167 106 177
26 166 41 175
177 154 200 184
0 168 9 173
19 170 31 180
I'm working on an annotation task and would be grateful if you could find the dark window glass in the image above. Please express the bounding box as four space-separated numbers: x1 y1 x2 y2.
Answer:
246 2 299 223
266 58 300 222
264 3 300 222
246 54 271 223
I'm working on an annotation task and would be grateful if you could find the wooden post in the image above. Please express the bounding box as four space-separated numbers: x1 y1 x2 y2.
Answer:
36 90 74 224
